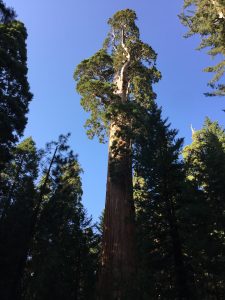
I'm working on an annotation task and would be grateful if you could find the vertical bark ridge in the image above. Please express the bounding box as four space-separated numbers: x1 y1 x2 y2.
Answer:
99 122 136 300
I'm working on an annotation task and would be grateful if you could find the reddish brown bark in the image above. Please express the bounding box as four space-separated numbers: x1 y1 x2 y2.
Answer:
97 32 137 298
98 123 136 300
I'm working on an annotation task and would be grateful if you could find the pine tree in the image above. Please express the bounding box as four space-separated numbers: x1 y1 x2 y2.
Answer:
0 0 32 168
180 0 225 96
74 9 160 299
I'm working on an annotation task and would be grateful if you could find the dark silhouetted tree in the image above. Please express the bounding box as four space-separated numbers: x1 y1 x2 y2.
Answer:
0 137 39 300
0 0 32 168
23 136 99 300
133 104 192 299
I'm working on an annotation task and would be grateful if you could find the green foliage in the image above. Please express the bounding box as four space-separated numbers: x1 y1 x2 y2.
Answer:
0 137 39 300
180 0 225 96
133 104 191 299
74 9 161 142
0 0 32 167
182 118 225 298
74 50 114 142
134 116 225 298
183 118 225 188
0 0 16 23
0 134 100 300
23 137 100 300
0 137 39 220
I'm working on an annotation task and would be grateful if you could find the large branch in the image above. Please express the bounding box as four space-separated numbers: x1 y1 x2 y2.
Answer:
114 28 131 102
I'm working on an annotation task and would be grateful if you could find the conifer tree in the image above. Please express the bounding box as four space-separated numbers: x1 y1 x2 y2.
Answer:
180 0 225 96
0 137 39 300
0 0 32 168
133 104 191 299
74 9 160 299
182 118 225 298
23 139 99 300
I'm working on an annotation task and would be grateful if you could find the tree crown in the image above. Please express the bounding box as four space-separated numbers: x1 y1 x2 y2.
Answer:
74 9 161 142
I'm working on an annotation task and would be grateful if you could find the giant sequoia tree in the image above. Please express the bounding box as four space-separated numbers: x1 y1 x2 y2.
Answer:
180 0 225 96
0 0 32 168
74 9 160 299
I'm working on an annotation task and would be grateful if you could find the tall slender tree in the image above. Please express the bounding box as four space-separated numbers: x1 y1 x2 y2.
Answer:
133 104 191 299
74 9 160 299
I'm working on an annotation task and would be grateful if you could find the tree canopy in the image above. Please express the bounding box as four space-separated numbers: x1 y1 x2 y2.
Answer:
180 0 225 96
74 9 161 143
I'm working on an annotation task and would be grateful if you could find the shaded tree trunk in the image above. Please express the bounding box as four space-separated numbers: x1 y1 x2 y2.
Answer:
99 123 136 299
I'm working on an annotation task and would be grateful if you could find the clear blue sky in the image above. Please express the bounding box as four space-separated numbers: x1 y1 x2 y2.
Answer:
5 0 225 221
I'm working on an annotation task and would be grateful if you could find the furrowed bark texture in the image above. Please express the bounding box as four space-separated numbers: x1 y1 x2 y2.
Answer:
98 42 137 299
99 125 136 300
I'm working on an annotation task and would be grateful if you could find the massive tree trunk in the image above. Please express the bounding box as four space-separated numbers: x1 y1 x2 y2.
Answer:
98 39 137 300
99 124 136 300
